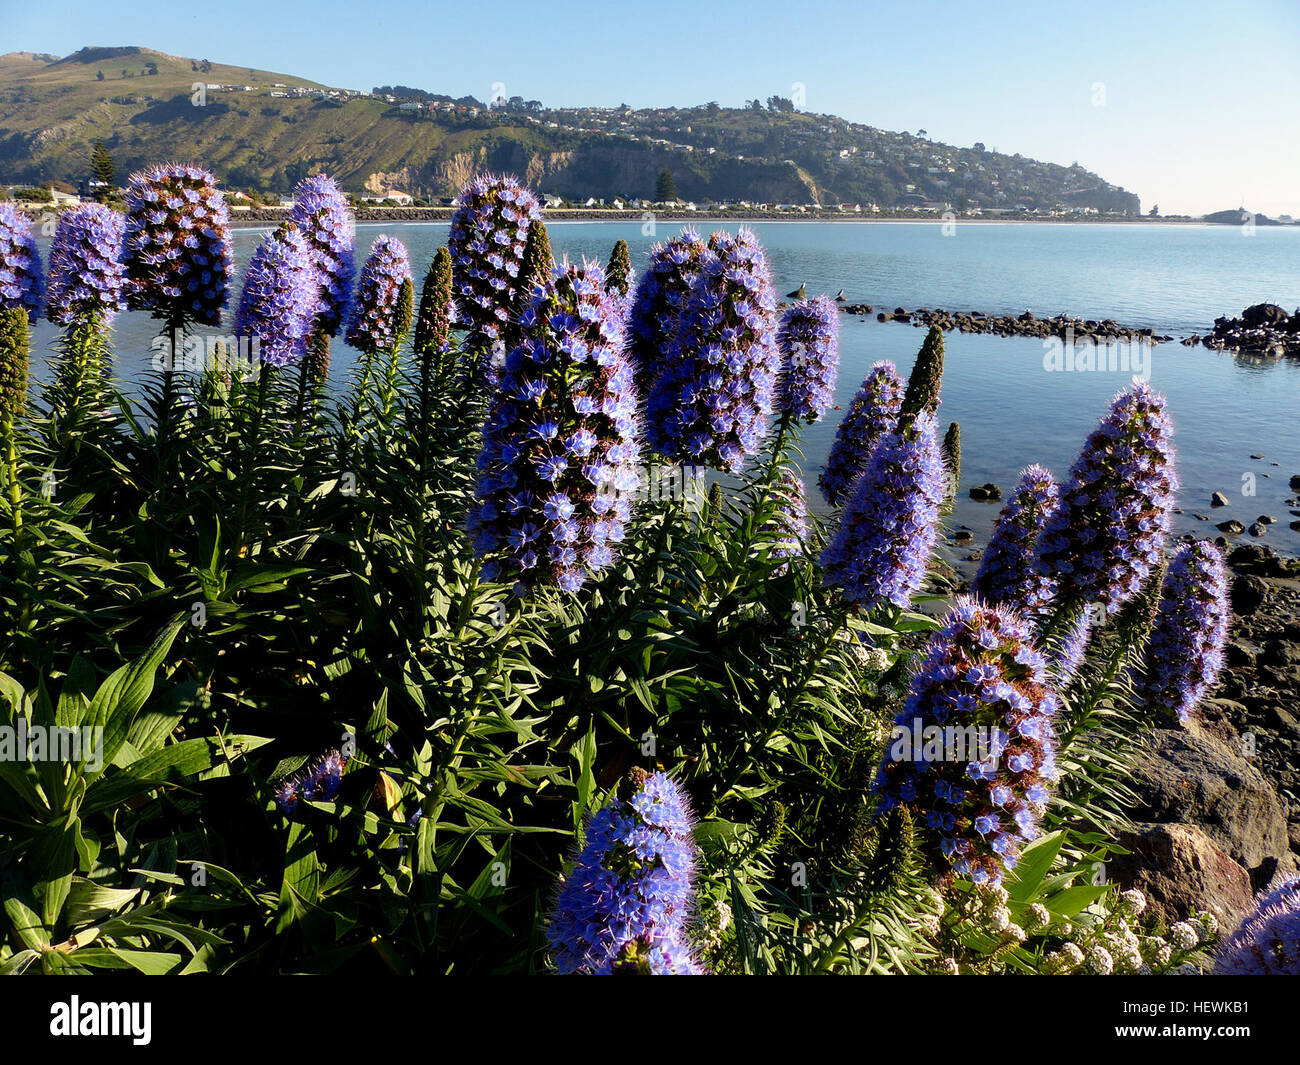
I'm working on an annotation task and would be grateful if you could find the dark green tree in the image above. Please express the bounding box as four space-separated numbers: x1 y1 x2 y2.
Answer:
654 166 677 203
605 239 631 298
91 141 115 199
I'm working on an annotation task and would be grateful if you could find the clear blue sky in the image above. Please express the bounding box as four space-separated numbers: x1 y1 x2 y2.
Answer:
4 0 1299 216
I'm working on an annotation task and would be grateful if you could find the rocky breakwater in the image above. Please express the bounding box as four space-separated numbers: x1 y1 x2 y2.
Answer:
839 303 1173 344
1181 302 1300 357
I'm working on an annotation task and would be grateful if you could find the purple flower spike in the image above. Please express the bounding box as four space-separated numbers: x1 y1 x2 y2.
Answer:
46 204 127 328
468 256 641 594
872 597 1060 886
124 163 232 326
1214 876 1300 974
1034 380 1178 614
447 173 543 359
818 361 904 506
548 769 703 975
972 465 1060 618
778 296 840 424
346 236 412 353
627 228 707 391
821 411 946 611
289 174 355 336
761 468 809 575
645 228 780 473
0 204 45 322
234 224 321 368
274 748 350 814
1139 540 1229 725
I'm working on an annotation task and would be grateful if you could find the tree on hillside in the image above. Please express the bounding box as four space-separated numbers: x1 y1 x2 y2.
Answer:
91 141 115 199
655 166 677 203
1149 203 1160 217
96 69 104 81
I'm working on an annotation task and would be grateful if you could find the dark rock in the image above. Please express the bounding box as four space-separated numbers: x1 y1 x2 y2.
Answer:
1241 302 1290 328
1230 574 1269 614
1248 522 1267 537
953 529 973 543
1257 515 1276 524
1211 491 1230 508
968 483 1002 502
1127 727 1289 879
1225 642 1257 670
1217 519 1245 534
1110 823 1254 930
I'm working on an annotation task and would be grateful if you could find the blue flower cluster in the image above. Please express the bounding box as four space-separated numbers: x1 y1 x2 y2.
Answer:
468 257 641 593
872 597 1060 886
777 296 840 424
274 749 349 813
626 228 707 391
821 411 946 611
548 770 702 975
123 163 232 326
288 174 355 336
1139 540 1229 724
46 204 127 329
971 465 1060 619
0 203 44 322
345 236 412 353
645 228 780 473
447 173 542 358
234 224 321 368
1034 381 1177 613
1214 876 1300 974
818 361 904 506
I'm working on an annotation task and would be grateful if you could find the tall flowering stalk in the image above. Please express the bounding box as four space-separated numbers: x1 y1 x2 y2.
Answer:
346 236 413 425
1138 540 1229 725
1034 381 1177 616
872 598 1060 886
123 164 232 485
413 245 454 386
234 223 320 370
818 361 904 506
627 228 707 395
548 769 702 975
289 174 355 397
605 239 632 299
501 218 553 358
645 229 779 474
44 203 127 439
1 204 43 421
821 412 945 612
971 465 1060 618
777 296 840 426
468 257 640 594
0 204 43 537
447 173 542 375
1214 876 1300 975
900 324 945 421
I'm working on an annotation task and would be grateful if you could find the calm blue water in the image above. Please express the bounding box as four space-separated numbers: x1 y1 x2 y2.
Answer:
28 221 1300 555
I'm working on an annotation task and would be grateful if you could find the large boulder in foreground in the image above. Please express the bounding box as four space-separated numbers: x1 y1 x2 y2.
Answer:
1111 823 1254 930
1127 727 1289 883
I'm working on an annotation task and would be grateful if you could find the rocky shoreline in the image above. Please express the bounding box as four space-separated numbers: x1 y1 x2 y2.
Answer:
838 302 1173 344
1178 302 1300 358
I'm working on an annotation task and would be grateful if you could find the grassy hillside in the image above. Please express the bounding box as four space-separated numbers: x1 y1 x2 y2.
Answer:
0 46 1141 214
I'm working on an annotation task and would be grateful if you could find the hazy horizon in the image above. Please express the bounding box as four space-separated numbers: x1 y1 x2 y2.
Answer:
4 0 1299 217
